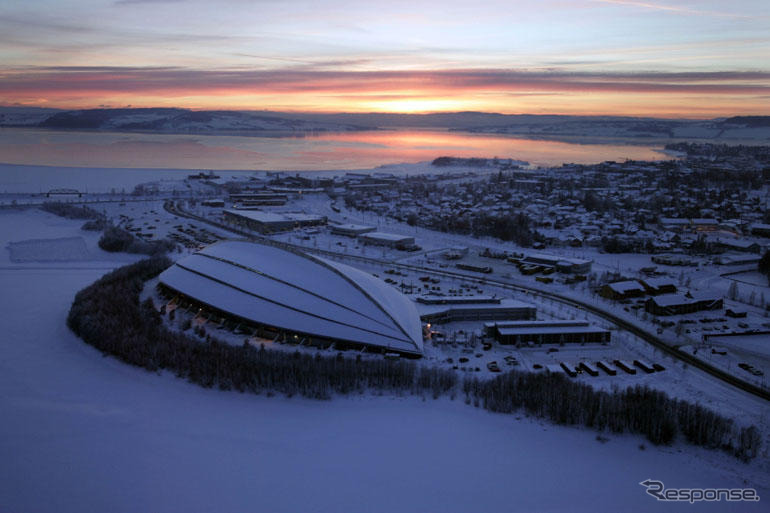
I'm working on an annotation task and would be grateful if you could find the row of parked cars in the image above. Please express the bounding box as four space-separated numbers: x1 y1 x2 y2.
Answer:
485 355 521 372
738 362 764 377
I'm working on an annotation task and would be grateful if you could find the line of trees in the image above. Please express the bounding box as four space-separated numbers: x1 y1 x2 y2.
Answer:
40 201 108 231
67 258 761 461
67 257 456 400
40 201 101 220
98 225 176 255
463 371 761 462
40 201 174 254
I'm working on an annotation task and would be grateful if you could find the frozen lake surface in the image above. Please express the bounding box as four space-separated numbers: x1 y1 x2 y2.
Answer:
0 127 667 172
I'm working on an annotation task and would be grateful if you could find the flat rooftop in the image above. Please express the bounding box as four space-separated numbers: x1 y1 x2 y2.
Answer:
497 325 609 336
224 210 325 224
415 298 535 316
330 223 376 231
224 209 288 223
486 320 590 329
650 293 721 307
525 253 592 266
416 295 501 305
359 232 413 241
606 280 644 293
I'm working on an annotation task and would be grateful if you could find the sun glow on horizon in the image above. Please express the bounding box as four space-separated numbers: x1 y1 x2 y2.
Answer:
362 97 474 114
0 0 768 117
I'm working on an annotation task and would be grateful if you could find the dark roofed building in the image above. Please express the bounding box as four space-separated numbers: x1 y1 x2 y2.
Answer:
599 280 645 300
645 293 723 316
640 278 677 295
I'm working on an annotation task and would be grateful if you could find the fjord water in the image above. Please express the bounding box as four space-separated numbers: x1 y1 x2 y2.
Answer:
0 127 666 171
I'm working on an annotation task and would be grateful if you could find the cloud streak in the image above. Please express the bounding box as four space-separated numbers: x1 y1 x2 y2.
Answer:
593 0 754 19
1 67 767 94
1 66 767 116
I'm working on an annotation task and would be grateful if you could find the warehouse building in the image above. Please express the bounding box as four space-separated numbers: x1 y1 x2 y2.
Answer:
223 209 326 233
645 293 723 316
484 320 611 346
416 295 536 323
358 232 415 248
522 253 592 274
329 223 377 237
229 192 288 207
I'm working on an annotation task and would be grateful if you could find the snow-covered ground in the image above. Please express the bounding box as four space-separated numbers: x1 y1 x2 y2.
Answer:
2 204 770 512
0 162 253 194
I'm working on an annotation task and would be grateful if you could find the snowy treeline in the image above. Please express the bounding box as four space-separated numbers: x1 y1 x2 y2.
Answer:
463 372 761 461
40 201 106 230
67 258 761 461
40 202 174 253
67 258 456 400
97 225 176 255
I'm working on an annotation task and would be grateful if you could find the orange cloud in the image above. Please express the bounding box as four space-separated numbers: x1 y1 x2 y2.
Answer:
1 67 768 117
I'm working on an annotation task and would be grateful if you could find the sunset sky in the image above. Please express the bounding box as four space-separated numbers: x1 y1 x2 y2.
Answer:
1 0 768 117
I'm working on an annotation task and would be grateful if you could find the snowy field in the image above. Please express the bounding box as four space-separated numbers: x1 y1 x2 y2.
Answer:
2 207 770 511
7 236 90 262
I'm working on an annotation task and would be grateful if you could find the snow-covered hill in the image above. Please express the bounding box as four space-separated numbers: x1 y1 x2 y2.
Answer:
461 116 770 141
0 107 62 126
2 107 769 141
0 107 370 134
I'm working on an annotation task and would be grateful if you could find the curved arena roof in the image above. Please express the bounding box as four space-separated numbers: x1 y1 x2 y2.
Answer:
159 240 423 355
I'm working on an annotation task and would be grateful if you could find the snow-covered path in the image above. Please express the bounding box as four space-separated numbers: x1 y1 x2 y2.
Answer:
1 209 768 512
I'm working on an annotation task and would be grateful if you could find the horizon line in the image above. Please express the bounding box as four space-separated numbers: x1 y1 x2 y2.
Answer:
2 104 766 121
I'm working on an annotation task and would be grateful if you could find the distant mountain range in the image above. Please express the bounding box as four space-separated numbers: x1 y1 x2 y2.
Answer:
454 114 770 141
1 107 768 141
0 107 369 134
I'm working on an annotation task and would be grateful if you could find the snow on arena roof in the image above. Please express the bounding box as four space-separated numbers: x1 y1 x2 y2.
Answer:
159 240 423 354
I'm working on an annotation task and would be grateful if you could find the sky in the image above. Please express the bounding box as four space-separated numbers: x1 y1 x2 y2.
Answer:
0 0 768 117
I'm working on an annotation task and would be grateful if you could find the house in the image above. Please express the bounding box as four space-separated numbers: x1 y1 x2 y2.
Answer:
599 280 646 300
644 293 723 316
640 278 677 295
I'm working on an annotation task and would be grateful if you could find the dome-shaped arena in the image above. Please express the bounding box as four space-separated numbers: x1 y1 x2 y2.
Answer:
158 240 424 356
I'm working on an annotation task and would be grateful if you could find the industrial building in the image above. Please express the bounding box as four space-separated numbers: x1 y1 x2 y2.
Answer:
644 293 723 316
329 223 377 237
522 253 592 274
357 232 415 248
416 295 536 323
484 320 611 346
223 209 326 233
651 254 696 266
158 241 424 356
229 192 288 207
